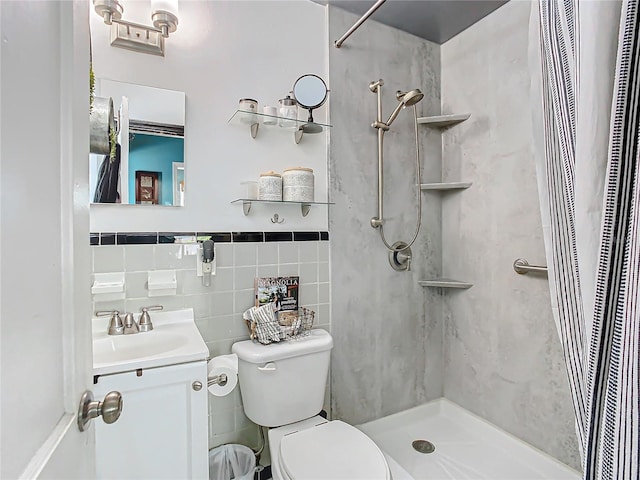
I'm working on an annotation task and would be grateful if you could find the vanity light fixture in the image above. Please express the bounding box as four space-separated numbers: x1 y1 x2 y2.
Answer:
93 0 179 57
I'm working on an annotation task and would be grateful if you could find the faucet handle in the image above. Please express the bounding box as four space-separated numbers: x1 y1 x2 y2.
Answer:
139 305 162 332
96 310 124 335
142 305 163 312
123 312 139 335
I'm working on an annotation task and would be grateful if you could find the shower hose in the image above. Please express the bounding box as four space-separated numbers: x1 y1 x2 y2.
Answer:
379 105 422 253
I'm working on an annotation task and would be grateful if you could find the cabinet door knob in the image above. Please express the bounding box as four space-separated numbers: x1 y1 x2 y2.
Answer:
192 381 203 391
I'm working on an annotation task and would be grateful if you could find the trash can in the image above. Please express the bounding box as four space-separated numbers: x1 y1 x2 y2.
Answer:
209 444 256 480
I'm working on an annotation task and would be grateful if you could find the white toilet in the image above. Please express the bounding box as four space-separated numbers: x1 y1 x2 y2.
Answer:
231 329 390 480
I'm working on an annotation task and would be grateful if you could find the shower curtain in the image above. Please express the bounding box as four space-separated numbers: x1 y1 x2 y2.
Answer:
533 0 640 478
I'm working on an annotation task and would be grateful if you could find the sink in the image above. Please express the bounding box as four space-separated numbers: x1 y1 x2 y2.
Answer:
93 331 190 364
92 308 208 375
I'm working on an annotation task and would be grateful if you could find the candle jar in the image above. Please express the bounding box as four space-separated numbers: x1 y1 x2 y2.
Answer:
282 167 314 202
258 171 282 201
239 98 258 124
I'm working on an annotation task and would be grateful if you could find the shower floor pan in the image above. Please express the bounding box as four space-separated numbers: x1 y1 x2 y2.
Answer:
358 399 579 480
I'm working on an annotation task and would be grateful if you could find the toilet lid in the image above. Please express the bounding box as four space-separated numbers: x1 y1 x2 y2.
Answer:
279 420 389 480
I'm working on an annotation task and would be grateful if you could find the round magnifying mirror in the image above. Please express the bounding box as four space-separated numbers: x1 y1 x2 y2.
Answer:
293 74 328 110
292 74 328 137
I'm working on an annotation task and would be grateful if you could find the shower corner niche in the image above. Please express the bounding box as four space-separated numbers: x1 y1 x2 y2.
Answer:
228 110 332 145
419 113 472 191
418 112 472 289
417 113 470 128
419 278 473 289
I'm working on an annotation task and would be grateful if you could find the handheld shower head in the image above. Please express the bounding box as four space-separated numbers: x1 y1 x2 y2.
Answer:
385 88 424 126
399 89 424 107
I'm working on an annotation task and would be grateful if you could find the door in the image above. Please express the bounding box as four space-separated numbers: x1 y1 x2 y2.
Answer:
1 2 98 478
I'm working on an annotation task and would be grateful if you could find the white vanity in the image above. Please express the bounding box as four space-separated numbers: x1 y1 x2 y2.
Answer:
92 308 209 479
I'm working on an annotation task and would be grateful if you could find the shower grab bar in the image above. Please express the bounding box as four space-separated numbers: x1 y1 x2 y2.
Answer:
513 258 548 275
334 0 386 48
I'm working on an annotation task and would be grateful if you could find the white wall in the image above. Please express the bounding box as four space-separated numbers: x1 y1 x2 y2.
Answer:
90 0 329 232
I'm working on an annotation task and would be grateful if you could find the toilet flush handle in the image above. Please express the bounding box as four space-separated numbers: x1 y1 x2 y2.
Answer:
257 362 277 372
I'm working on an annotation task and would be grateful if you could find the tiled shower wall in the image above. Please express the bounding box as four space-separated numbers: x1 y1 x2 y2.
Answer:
90 238 330 449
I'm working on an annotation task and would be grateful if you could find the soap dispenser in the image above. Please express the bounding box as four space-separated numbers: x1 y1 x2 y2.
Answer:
201 239 215 286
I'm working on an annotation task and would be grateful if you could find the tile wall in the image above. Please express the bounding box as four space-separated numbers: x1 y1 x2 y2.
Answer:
90 233 330 449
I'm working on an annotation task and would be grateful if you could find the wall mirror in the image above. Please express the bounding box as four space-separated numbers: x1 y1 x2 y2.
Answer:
90 79 186 206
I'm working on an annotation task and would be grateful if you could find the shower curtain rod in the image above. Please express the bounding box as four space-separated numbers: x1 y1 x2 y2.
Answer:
334 0 386 48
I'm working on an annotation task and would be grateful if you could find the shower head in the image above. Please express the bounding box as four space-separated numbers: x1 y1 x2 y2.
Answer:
385 88 424 126
399 89 424 106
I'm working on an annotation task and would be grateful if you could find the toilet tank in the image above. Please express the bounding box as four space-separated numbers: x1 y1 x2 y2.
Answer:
231 329 333 427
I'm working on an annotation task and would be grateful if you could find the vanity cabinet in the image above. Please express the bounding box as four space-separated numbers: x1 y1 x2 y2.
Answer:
94 360 208 480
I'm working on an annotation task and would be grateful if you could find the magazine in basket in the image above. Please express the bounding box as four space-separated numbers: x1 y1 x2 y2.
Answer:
254 276 299 314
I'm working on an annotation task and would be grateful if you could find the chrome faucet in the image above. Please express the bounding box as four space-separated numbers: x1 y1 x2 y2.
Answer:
138 305 163 332
123 312 139 334
96 310 124 335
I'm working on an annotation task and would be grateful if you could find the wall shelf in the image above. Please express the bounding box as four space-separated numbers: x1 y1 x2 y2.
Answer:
417 113 470 128
231 198 334 217
228 110 332 144
420 182 472 191
419 278 473 289
417 112 472 283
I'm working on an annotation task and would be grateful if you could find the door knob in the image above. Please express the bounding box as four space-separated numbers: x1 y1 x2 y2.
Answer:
77 390 123 432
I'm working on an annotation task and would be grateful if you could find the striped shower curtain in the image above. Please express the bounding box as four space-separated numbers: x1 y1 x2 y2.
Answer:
534 0 640 478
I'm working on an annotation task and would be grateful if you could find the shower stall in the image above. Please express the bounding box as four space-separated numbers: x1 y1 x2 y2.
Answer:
327 0 580 475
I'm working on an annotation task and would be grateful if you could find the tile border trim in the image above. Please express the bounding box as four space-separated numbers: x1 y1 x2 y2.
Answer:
90 231 329 246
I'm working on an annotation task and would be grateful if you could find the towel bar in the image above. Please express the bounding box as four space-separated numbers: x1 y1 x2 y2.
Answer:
513 258 547 275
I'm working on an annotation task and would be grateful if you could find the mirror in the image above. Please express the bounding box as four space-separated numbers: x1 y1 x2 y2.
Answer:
292 74 328 133
90 79 186 206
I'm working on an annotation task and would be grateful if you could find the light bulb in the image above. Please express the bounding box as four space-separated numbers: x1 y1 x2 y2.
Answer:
150 0 179 37
150 0 178 17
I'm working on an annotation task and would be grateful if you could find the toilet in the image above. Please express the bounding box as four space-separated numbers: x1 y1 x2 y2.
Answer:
231 329 390 480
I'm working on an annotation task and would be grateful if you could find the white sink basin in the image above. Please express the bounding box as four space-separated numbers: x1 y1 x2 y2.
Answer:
92 308 208 375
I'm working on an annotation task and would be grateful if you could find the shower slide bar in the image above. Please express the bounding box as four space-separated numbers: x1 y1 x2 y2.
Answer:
513 258 548 275
334 0 386 48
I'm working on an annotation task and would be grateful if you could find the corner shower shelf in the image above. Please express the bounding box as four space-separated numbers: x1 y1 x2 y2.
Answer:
419 278 473 289
417 114 470 128
231 198 334 217
228 110 332 144
420 182 472 191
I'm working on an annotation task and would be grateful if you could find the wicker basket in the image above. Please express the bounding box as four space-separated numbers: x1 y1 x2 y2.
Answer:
244 307 315 343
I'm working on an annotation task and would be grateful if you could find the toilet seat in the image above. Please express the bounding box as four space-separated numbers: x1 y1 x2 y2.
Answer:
277 420 390 480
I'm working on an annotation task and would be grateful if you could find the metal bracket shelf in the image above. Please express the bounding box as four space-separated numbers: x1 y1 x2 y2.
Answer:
231 199 334 217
